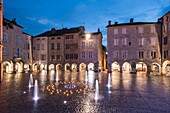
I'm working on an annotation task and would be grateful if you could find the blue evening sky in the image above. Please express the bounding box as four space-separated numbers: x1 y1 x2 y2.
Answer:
4 0 170 47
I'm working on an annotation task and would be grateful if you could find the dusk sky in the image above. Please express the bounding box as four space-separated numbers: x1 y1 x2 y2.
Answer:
4 0 170 46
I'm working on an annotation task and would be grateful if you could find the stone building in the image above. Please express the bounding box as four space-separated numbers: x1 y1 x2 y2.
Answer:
158 11 170 74
0 0 3 81
2 18 32 73
32 26 105 72
107 19 162 74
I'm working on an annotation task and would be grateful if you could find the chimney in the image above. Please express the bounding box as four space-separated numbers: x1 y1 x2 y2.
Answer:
115 21 118 25
130 18 134 23
98 28 100 32
108 20 111 25
51 28 56 33
12 18 16 24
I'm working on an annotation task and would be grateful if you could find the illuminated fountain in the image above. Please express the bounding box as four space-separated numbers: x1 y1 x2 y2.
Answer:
107 73 112 94
95 80 99 101
28 74 33 88
107 73 112 88
56 71 59 82
33 80 39 101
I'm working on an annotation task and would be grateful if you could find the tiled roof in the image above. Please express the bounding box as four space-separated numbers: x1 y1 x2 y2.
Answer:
106 22 159 27
35 27 83 37
3 18 23 28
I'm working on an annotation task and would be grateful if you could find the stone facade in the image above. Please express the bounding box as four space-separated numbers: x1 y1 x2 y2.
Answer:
0 0 3 81
32 26 105 72
2 18 32 73
158 11 170 74
107 19 162 74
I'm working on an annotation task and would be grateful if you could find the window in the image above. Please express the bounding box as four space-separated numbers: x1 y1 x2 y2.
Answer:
82 42 85 48
28 53 30 59
56 55 62 61
16 48 20 58
51 37 55 40
164 25 167 33
151 26 156 33
51 43 54 50
151 51 156 59
122 28 127 34
89 41 93 48
139 51 144 59
37 44 40 50
41 44 44 50
150 37 156 46
122 38 127 45
114 28 118 34
164 36 168 45
114 51 119 58
57 43 60 50
138 26 144 33
164 50 168 59
50 55 55 61
3 33 7 41
41 54 46 60
89 51 93 58
66 35 74 39
139 38 144 46
129 42 131 46
82 51 85 58
28 44 30 49
113 39 119 46
122 51 128 59
57 37 60 39
2 47 6 55
74 54 78 59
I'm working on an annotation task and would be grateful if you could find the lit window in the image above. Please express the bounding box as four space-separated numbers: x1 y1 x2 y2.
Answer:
113 39 119 46
122 28 127 34
122 38 127 45
139 38 144 46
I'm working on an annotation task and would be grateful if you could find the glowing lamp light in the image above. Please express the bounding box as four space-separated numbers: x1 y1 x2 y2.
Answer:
86 34 91 39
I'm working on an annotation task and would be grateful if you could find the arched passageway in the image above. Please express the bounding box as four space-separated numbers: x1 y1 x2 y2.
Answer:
56 64 62 71
162 60 170 75
111 62 120 72
151 63 161 75
88 63 94 71
2 61 11 73
122 62 132 72
49 64 55 71
71 63 77 72
65 63 70 71
136 62 147 72
79 63 86 71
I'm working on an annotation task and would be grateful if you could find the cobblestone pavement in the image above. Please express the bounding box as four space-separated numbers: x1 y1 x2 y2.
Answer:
0 71 170 113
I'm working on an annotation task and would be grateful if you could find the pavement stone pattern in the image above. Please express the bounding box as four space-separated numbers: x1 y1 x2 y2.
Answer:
0 71 170 113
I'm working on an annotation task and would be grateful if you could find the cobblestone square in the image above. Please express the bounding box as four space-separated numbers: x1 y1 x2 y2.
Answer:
0 71 170 113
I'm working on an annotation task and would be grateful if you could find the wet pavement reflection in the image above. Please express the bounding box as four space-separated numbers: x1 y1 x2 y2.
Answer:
0 71 170 113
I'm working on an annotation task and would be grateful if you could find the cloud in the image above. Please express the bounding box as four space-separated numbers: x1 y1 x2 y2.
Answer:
38 19 49 25
26 17 36 21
